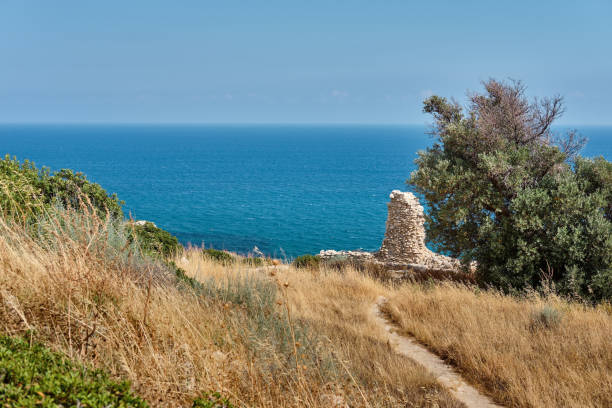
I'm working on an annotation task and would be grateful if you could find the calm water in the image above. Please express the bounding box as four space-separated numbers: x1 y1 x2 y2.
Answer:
1 124 610 258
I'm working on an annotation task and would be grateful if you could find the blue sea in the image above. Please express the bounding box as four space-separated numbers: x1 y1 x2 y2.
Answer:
1 124 610 258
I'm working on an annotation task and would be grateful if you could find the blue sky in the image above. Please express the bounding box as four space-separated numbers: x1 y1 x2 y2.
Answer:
1 1 611 124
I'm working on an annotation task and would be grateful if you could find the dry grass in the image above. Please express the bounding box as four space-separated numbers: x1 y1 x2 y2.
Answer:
178 251 463 408
2 201 608 407
0 204 460 407
383 283 612 408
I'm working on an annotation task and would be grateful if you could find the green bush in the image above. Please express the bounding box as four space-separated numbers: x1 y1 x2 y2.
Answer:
292 254 321 269
192 391 235 408
0 335 147 407
0 156 185 263
0 155 123 220
42 169 123 219
130 222 181 258
411 79 612 301
0 157 45 219
242 256 265 267
168 261 203 291
202 248 235 264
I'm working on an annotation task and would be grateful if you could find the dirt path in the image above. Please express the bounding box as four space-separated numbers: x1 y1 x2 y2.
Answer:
371 296 503 408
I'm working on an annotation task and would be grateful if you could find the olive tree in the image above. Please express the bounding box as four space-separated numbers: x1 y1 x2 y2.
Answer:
410 79 612 301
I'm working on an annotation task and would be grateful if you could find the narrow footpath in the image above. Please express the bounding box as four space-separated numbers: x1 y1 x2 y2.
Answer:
371 296 503 408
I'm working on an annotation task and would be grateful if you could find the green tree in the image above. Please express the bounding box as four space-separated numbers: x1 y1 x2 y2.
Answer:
410 79 612 301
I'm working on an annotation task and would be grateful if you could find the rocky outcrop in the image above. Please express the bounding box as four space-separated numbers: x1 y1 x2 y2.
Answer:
318 249 375 263
319 190 460 273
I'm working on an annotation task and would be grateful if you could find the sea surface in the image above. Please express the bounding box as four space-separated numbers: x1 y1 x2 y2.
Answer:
1 124 610 258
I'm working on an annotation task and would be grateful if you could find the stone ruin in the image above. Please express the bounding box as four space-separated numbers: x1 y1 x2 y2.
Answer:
375 190 458 269
319 190 460 273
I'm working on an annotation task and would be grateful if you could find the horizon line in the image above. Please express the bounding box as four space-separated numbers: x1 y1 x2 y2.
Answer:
1 121 611 127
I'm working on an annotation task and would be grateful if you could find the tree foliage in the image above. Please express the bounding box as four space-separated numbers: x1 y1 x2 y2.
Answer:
411 79 612 301
0 155 123 220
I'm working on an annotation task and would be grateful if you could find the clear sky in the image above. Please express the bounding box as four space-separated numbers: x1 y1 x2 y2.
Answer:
1 1 611 125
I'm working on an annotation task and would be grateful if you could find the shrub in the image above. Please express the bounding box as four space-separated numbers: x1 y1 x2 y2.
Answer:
0 155 123 220
168 261 204 291
530 306 563 329
242 256 265 267
202 248 235 264
0 157 45 220
0 335 147 407
292 254 321 269
130 221 181 258
42 168 123 219
411 79 612 301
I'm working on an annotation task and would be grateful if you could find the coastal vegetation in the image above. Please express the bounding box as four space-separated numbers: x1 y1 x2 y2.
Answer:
291 254 321 269
0 78 610 406
382 283 611 407
202 248 237 264
0 168 609 405
0 154 123 220
0 195 461 407
0 336 147 407
129 221 181 258
413 79 612 301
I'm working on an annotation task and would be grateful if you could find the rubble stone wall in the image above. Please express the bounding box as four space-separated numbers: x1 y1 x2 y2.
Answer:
319 190 459 272
374 190 459 270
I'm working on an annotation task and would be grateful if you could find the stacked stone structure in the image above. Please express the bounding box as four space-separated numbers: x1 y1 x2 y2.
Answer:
374 190 458 270
319 190 459 273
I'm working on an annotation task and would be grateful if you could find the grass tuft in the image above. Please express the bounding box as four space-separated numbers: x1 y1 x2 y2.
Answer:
529 305 562 330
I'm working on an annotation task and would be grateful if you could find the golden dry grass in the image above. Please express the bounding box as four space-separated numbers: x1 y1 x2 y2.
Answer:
0 205 460 407
177 251 463 408
2 203 609 407
383 283 612 408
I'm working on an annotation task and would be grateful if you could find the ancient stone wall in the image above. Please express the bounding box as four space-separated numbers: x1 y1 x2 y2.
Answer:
374 190 458 270
319 190 459 272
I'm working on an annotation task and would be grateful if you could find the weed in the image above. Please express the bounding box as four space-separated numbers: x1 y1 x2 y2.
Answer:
530 305 563 330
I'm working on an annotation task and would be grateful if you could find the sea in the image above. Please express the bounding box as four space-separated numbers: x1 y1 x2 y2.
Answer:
1 124 610 258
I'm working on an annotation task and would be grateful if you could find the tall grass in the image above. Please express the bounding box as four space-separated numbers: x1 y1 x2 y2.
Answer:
8 192 607 407
383 283 612 407
0 201 460 407
178 251 463 408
